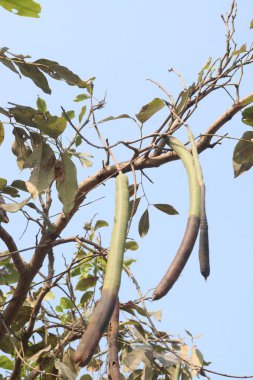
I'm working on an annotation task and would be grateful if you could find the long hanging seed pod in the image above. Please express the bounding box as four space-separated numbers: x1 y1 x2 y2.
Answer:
152 136 201 300
74 173 129 366
187 127 210 280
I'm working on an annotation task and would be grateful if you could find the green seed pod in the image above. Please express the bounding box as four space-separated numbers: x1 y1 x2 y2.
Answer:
75 173 129 366
153 136 201 300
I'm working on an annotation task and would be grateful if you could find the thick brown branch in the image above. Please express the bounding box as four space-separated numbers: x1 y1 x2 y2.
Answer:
0 225 27 274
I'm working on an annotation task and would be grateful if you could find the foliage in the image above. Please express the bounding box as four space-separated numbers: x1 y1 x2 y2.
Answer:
0 0 41 18
0 1 253 379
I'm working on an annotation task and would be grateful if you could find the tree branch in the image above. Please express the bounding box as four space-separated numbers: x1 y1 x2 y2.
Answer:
0 225 27 274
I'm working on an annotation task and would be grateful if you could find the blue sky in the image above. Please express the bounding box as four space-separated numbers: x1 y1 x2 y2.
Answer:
0 0 253 378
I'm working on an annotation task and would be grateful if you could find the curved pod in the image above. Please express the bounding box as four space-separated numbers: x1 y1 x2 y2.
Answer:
75 173 129 366
153 136 201 300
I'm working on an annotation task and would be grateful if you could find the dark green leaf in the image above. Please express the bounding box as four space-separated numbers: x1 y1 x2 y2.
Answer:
153 203 179 215
0 55 20 76
128 184 139 198
0 106 10 117
99 114 132 123
136 98 164 124
0 0 41 17
11 127 31 170
1 186 20 197
35 58 90 88
138 208 149 238
36 96 47 112
129 197 141 218
15 61 51 94
75 135 82 147
10 179 28 192
233 131 253 177
73 94 90 102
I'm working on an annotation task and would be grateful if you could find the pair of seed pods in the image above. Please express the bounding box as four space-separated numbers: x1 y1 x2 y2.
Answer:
75 129 209 365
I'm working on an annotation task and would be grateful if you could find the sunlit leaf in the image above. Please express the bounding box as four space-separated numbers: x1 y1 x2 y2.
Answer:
136 98 164 124
73 93 90 102
0 196 30 212
56 153 78 216
60 297 73 309
232 43 247 56
125 241 138 251
148 310 162 322
80 291 93 304
138 209 149 238
153 203 179 215
233 131 253 177
79 105 87 123
36 96 47 112
198 57 212 82
190 346 203 377
0 0 41 18
99 114 132 123
25 141 56 199
0 178 7 190
0 355 13 370
75 276 98 291
94 220 109 230
62 110 75 120
35 113 67 138
0 122 4 145
44 291 55 301
75 135 82 147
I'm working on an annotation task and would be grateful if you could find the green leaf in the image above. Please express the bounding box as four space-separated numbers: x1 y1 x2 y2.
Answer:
0 122 4 145
1 186 20 197
0 178 7 190
129 197 141 218
55 360 75 380
60 297 73 309
75 276 98 291
56 153 78 216
125 241 139 251
75 135 82 147
25 141 56 199
136 98 164 124
190 347 203 377
0 195 9 223
44 291 55 301
153 203 179 215
36 96 47 112
242 106 253 126
138 209 149 238
79 105 87 123
99 114 132 123
94 220 109 230
80 375 92 380
15 61 51 94
11 127 31 170
0 263 18 284
124 258 137 267
10 179 28 192
250 19 253 29
35 58 90 88
0 55 20 77
73 93 90 102
128 184 139 198
35 113 67 138
0 0 41 18
232 43 247 56
233 131 253 177
0 196 30 212
62 110 75 120
0 106 10 117
198 57 212 82
80 291 93 304
0 355 13 370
